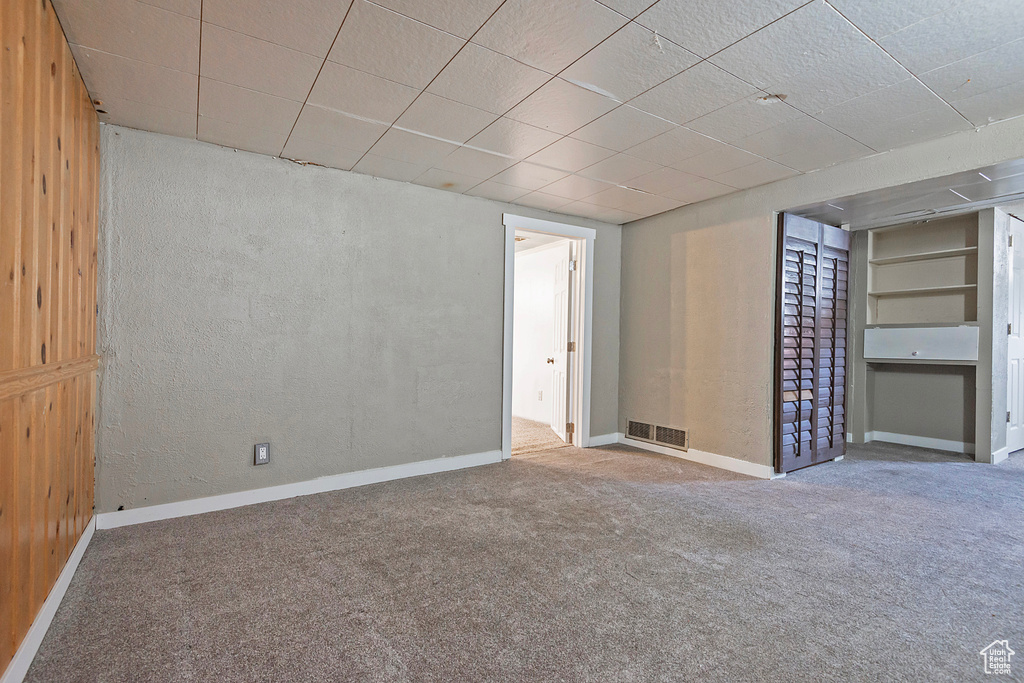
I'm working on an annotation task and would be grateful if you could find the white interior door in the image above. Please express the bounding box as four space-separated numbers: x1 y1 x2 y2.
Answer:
1008 218 1024 452
550 241 572 443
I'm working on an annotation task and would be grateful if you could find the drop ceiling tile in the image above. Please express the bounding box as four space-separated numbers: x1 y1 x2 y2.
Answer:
371 0 504 39
586 186 682 215
526 137 616 173
562 201 642 223
282 136 365 170
687 97 807 144
352 153 430 182
472 0 628 74
467 118 562 158
947 81 1024 127
625 126 721 166
814 79 972 151
826 0 961 39
72 47 198 114
560 23 699 102
290 105 388 152
570 105 675 151
671 143 761 178
202 0 352 57
53 0 199 72
920 38 1024 125
660 177 735 203
307 62 420 124
94 97 197 137
578 153 661 184
505 78 619 134
878 2 1024 75
636 0 807 58
435 147 517 178
595 0 657 20
712 158 799 189
627 167 704 195
198 116 288 155
199 78 301 133
426 43 551 115
394 93 498 144
328 1 465 89
141 0 202 18
201 24 322 101
490 162 569 191
629 62 758 125
368 128 460 166
543 174 616 200
414 168 481 193
734 116 873 172
514 192 574 212
465 181 530 203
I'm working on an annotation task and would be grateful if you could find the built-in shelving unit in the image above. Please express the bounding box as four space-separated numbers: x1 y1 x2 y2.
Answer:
867 214 979 325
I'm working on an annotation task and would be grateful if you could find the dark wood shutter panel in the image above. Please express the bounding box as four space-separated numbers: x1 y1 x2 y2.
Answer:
775 214 850 473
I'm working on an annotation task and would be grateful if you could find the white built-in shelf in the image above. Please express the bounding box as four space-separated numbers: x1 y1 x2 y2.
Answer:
868 246 978 266
868 284 977 298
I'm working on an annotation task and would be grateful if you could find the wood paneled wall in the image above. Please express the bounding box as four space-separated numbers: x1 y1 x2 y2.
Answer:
1 0 99 671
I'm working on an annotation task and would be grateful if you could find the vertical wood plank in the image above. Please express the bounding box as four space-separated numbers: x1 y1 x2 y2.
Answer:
0 0 25 373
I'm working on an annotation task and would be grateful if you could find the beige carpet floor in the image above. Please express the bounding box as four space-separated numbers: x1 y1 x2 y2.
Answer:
511 416 568 456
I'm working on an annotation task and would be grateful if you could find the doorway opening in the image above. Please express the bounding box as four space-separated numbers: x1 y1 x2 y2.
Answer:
501 214 595 460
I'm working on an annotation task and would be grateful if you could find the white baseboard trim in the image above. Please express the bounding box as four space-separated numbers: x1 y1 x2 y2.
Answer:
987 445 1010 465
866 430 975 455
587 432 622 447
618 436 775 479
1 517 96 683
96 450 503 530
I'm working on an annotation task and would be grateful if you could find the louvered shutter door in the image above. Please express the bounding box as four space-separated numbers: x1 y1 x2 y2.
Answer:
775 214 850 473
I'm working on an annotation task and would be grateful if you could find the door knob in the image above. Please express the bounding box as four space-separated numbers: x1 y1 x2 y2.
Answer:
546 358 555 364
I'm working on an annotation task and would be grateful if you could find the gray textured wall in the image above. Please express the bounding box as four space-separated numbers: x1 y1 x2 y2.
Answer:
96 126 621 512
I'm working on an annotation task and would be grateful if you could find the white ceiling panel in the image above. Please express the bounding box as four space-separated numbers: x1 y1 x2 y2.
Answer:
351 153 430 182
627 167 704 195
414 168 482 193
578 153 661 184
712 158 798 189
395 93 498 144
54 0 199 73
562 201 642 223
426 43 551 115
435 147 517 179
489 162 569 191
560 23 699 102
328 1 464 89
920 38 1024 126
472 0 628 74
282 136 365 170
686 97 806 144
514 192 575 211
198 116 287 155
93 97 197 137
74 47 198 114
587 185 682 215
526 137 616 173
141 0 202 18
671 142 762 178
467 118 562 158
826 0 961 39
542 174 617 200
595 0 658 19
947 82 1024 129
307 62 419 124
464 181 530 203
201 24 322 101
367 128 459 166
625 126 720 167
878 1 1024 76
734 115 872 172
199 79 302 133
201 0 352 57
814 78 972 151
371 0 504 39
658 176 735 203
636 0 808 58
629 61 758 125
505 78 619 135
570 105 675 151
289 105 388 153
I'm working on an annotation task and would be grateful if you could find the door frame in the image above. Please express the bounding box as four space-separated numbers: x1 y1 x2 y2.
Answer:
502 214 596 461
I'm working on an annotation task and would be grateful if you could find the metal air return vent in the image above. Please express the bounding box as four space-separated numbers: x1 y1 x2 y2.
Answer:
627 420 653 442
655 425 689 451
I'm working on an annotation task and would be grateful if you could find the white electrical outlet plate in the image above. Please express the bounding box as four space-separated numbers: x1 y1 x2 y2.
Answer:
254 443 270 465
